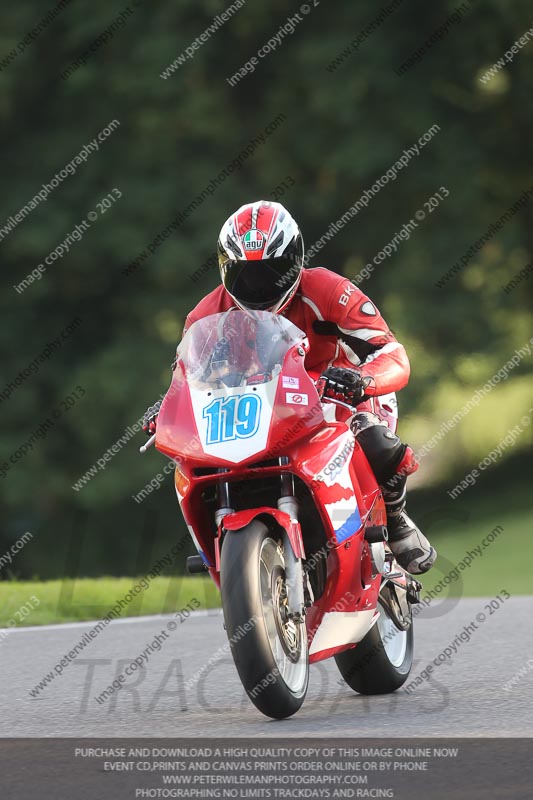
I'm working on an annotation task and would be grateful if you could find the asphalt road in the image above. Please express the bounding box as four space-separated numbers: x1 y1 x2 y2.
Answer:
1 596 532 737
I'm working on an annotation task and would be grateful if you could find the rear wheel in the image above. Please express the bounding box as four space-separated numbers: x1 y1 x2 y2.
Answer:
335 600 413 694
220 519 309 719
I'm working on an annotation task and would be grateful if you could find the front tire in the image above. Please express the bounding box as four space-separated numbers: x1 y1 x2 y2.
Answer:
220 519 309 719
335 600 413 694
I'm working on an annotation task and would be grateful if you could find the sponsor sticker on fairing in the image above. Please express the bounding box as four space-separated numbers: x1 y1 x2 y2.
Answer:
286 392 308 405
282 376 299 389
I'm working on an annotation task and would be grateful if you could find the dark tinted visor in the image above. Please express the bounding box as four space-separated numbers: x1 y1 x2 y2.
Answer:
223 258 300 310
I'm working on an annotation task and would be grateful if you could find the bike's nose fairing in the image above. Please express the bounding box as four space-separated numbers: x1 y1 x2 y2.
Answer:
155 310 323 465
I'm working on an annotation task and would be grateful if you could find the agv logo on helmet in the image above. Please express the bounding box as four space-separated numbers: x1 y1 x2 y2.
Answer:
243 229 265 251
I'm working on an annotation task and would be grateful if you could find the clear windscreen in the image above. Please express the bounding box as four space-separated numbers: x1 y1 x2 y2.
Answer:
178 309 307 388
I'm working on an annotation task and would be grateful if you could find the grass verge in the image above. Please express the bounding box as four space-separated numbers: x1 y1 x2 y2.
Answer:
0 575 220 628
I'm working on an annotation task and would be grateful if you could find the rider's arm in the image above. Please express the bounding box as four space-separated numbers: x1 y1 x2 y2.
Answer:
324 275 410 396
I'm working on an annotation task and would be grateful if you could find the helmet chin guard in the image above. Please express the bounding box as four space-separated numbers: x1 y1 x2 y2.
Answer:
268 270 304 314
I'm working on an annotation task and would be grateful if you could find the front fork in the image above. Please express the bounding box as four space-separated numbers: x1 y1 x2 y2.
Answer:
278 458 306 621
215 459 306 620
214 468 233 530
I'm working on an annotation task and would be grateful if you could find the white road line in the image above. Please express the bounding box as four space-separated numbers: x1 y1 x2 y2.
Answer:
0 607 223 634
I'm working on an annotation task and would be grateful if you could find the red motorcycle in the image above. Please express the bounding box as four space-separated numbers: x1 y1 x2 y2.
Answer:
142 309 420 719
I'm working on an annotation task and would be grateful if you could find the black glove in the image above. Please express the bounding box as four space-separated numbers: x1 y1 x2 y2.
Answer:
142 400 161 436
317 367 370 407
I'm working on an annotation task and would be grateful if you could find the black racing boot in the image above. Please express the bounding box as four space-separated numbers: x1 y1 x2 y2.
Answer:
383 475 436 574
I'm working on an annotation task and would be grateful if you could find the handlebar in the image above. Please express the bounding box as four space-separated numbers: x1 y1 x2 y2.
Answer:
139 434 156 454
321 397 358 413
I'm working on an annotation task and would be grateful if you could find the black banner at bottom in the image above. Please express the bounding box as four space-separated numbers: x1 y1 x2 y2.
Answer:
0 738 531 800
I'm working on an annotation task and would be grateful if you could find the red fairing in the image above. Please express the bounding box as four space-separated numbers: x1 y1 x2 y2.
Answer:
223 508 305 559
155 363 200 463
183 267 410 396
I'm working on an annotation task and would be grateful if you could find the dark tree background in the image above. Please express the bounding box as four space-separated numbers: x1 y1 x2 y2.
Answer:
1 0 531 578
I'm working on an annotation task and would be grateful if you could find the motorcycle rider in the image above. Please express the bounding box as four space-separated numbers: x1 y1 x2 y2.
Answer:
144 200 436 574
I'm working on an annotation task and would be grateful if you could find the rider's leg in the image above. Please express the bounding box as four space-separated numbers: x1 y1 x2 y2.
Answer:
351 412 437 574
381 469 437 574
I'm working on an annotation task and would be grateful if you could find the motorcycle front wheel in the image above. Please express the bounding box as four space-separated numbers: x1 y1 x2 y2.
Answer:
220 519 309 719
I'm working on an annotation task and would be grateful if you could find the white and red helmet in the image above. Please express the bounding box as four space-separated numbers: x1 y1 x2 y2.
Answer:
217 200 304 313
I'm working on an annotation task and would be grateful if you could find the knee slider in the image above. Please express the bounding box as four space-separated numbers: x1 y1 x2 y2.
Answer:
355 424 406 485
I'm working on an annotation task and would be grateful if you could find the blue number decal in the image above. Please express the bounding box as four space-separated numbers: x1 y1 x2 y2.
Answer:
203 398 221 445
222 396 236 440
235 394 260 438
203 394 261 445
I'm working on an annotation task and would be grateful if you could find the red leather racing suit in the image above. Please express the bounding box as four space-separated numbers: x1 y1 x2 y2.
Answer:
183 267 410 408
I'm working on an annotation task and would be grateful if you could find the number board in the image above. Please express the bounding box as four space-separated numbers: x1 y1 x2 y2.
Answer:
202 393 261 444
190 382 277 463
